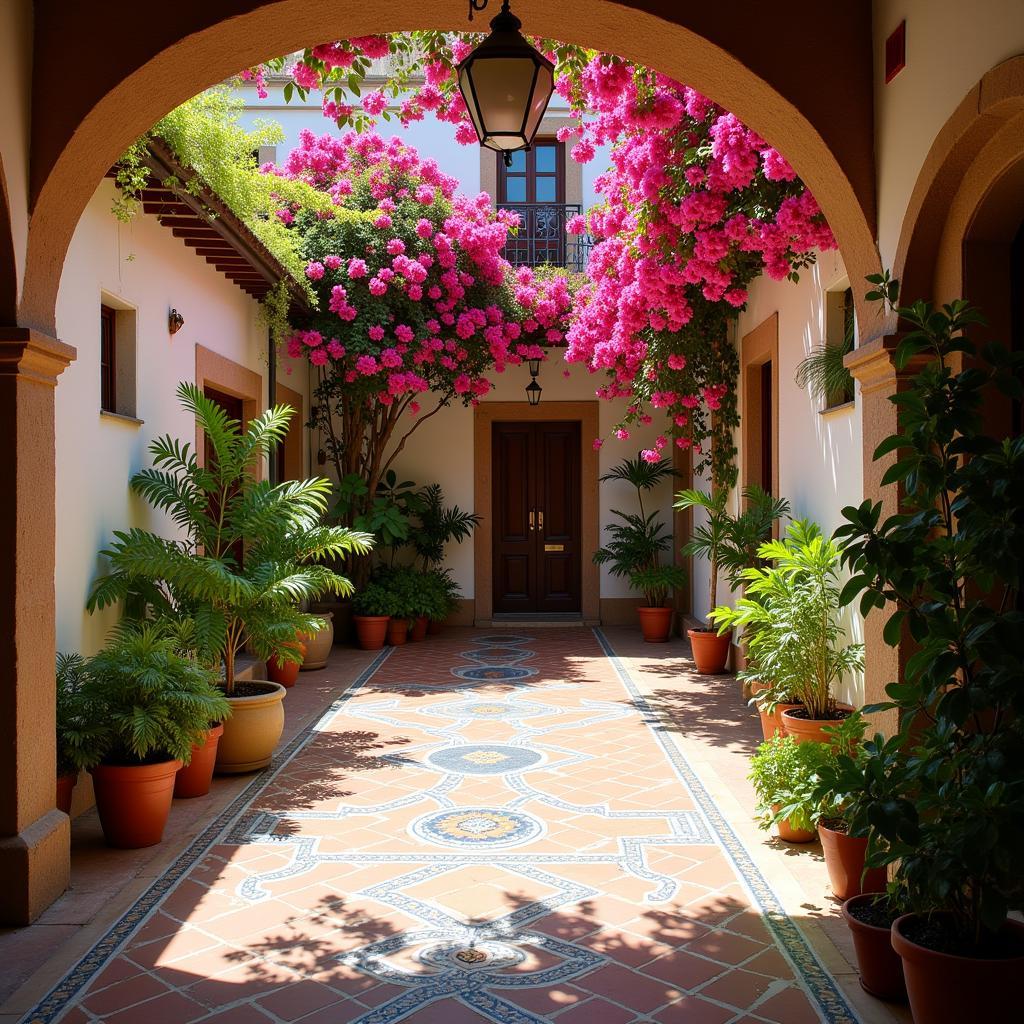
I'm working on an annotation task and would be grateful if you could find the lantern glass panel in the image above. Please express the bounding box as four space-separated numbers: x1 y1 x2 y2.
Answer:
466 57 539 136
524 63 554 138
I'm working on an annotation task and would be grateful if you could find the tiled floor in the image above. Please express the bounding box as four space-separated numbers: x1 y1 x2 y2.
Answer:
5 628 903 1024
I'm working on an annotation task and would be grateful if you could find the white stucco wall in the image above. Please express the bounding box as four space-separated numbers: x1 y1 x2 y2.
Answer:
873 0 1024 273
54 179 306 657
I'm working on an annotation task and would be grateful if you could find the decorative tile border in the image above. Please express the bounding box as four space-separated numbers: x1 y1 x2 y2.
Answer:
593 627 858 1024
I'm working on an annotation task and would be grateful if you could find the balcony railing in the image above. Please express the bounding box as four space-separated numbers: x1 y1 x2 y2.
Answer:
498 202 592 272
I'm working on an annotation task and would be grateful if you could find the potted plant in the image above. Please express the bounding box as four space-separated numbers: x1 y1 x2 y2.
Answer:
352 580 393 649
267 635 307 688
301 610 335 670
714 519 863 743
60 623 230 847
376 565 422 646
747 733 826 843
835 284 1024 1022
677 485 790 673
843 892 908 1003
88 383 371 773
594 455 686 642
427 568 462 634
55 653 100 814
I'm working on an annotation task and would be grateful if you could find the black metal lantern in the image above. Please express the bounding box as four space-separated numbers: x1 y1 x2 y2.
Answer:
527 356 541 377
526 378 542 406
457 1 556 165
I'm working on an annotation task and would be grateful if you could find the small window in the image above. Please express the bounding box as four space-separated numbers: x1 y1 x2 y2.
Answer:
99 298 138 419
256 145 278 167
799 285 855 410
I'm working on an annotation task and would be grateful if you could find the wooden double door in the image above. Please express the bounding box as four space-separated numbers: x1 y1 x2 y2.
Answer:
492 421 581 615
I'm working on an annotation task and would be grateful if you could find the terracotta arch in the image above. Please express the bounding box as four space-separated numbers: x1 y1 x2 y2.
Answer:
21 0 881 338
895 55 1024 305
0 154 17 324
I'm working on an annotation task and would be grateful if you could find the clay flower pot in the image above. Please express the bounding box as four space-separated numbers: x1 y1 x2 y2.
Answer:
215 681 287 774
267 640 306 688
56 771 78 815
750 682 803 740
891 914 1024 1021
637 606 673 642
89 759 183 848
387 618 410 646
410 615 428 642
174 723 225 799
782 703 855 745
817 820 887 901
354 614 389 651
775 816 815 844
301 612 334 670
688 627 732 672
842 894 907 1002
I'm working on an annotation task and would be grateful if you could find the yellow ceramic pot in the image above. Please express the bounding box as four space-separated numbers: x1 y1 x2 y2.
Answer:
215 681 287 774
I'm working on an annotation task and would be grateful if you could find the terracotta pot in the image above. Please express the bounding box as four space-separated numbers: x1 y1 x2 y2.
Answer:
427 619 443 635
354 614 389 651
842 894 907 1002
215 681 287 774
89 759 182 848
891 914 1024 1021
637 606 673 642
267 641 305 688
774 813 815 844
301 612 334 670
818 820 887 901
173 723 225 799
387 618 410 646
782 703 855 745
56 771 78 815
688 628 732 672
410 615 428 642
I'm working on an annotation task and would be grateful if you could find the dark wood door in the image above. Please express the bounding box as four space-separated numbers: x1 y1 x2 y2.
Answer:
492 421 581 614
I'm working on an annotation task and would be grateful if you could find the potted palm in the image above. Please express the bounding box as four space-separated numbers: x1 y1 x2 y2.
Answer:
714 519 862 743
88 383 371 773
835 285 1024 1022
59 623 230 847
676 485 789 673
594 455 686 642
748 733 826 843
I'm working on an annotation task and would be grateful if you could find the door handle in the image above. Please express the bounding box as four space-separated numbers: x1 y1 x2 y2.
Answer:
529 508 535 531
538 509 544 531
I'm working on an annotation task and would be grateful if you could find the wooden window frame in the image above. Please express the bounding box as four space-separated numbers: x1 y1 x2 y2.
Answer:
100 304 117 413
497 139 565 205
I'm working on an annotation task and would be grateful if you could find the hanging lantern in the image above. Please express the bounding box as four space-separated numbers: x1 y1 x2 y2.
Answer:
526 378 542 406
527 355 541 377
457 1 556 165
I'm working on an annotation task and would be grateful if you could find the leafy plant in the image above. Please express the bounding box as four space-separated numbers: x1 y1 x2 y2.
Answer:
593 455 686 607
58 623 231 770
711 519 863 720
351 580 395 618
795 287 855 407
373 565 429 622
835 284 1024 950
56 653 103 776
748 733 831 833
88 383 372 693
408 483 480 570
676 484 790 618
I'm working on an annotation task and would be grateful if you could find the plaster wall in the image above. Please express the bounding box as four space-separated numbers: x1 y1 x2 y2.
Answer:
873 0 1024 274
53 179 306 657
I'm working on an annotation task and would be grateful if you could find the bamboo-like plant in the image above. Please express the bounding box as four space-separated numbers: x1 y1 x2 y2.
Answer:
88 383 373 693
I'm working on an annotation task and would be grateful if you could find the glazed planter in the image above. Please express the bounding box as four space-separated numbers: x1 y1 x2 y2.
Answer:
387 618 410 646
817 819 886 901
215 681 287 774
267 641 305 689
891 914 1024 1022
173 723 225 799
410 615 428 642
90 758 183 848
782 703 855 745
688 627 732 672
427 619 443 636
301 611 334 670
56 771 78 815
637 606 673 642
354 614 389 651
842 894 907 1002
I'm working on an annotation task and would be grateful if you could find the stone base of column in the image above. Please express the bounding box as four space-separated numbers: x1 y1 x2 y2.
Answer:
0 809 70 925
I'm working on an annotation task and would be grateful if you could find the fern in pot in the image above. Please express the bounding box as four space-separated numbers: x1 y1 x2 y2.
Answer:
594 455 686 642
88 383 372 773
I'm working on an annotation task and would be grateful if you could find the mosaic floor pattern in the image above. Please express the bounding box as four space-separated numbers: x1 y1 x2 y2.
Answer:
26 629 857 1024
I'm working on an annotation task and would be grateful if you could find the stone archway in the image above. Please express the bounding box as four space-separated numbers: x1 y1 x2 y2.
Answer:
0 155 17 325
21 1 882 338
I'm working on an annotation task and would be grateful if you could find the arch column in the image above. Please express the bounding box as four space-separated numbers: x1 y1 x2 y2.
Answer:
0 327 75 925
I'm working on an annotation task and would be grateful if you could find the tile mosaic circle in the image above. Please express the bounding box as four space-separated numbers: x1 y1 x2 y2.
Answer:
450 665 537 681
472 634 532 646
411 807 544 848
419 699 555 721
461 647 534 665
426 744 544 775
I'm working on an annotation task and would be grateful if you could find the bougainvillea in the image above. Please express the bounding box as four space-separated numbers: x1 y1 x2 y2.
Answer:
274 128 572 514
251 34 837 485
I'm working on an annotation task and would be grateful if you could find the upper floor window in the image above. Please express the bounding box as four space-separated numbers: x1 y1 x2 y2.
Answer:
498 141 564 205
99 298 138 420
100 304 117 413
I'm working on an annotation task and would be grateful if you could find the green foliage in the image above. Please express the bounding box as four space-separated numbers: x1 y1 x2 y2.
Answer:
57 623 231 770
676 484 790 615
407 483 481 570
711 519 863 719
56 653 104 776
351 579 395 618
795 289 855 407
835 285 1024 948
748 734 831 834
88 383 373 692
594 455 686 607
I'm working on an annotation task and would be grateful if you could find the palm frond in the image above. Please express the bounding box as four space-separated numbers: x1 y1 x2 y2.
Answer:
600 454 678 490
795 337 854 406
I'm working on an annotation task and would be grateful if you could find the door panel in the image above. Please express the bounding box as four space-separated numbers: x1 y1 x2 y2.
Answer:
492 421 581 614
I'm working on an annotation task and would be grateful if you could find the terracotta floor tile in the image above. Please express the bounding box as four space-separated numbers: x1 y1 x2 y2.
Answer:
697 968 778 1010
103 989 208 1024
255 979 345 1020
748 984 821 1023
684 929 767 965
553 996 637 1024
578 962 679 1012
81 972 171 1015
641 949 728 990
653 994 737 1023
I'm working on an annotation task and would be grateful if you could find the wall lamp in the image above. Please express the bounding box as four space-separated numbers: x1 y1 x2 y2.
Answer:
168 308 185 335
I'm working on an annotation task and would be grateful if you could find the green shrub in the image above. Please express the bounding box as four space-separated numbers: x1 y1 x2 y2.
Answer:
748 733 831 833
